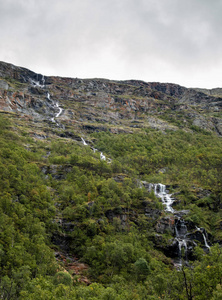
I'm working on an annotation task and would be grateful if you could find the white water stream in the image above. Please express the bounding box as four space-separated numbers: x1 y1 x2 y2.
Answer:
30 74 63 123
31 74 45 88
153 184 187 264
81 138 112 163
100 152 106 160
149 183 210 266
196 227 210 249
46 92 63 123
153 183 174 213
55 103 63 118
81 138 88 146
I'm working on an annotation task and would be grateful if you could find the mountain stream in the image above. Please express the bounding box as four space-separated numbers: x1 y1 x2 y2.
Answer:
30 75 63 124
150 183 210 267
81 138 111 162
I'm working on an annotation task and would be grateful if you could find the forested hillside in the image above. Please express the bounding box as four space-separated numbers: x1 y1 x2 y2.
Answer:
0 61 222 299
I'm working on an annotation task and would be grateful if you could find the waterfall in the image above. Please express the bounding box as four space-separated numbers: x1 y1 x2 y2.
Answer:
47 94 63 122
46 95 63 122
55 103 63 118
175 218 188 265
148 183 189 266
203 233 210 249
81 138 88 145
178 240 187 257
153 183 174 213
81 138 109 162
30 79 40 87
177 239 188 261
196 227 210 249
147 182 211 267
30 74 45 88
29 74 64 125
154 184 157 194
100 152 106 160
46 92 55 122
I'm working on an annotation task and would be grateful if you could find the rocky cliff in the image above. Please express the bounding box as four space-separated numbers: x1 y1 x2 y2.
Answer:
0 61 222 135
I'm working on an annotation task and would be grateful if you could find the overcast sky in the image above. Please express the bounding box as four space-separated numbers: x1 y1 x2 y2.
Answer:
0 0 222 88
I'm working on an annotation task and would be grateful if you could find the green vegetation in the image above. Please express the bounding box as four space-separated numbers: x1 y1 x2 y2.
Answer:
0 112 222 299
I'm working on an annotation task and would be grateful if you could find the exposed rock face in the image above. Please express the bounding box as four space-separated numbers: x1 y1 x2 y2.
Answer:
194 87 222 97
165 238 196 261
41 165 73 180
0 80 8 90
147 116 177 131
154 216 210 261
0 61 222 135
156 216 175 234
186 230 206 244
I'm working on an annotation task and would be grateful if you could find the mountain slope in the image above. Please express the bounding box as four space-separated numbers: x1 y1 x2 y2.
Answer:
0 61 222 299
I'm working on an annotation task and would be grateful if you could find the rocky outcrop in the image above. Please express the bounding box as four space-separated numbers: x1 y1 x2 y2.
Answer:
194 87 222 97
147 116 177 131
156 216 175 234
0 61 46 85
212 118 222 135
0 80 8 90
41 165 73 180
0 61 222 135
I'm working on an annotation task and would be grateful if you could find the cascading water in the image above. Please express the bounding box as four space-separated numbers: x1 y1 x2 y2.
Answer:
196 227 210 249
100 152 106 160
55 103 63 118
46 93 63 123
175 219 188 265
81 138 88 146
152 183 174 213
29 74 63 123
31 74 45 88
177 239 188 262
81 138 112 163
203 233 210 249
148 183 210 267
31 74 106 161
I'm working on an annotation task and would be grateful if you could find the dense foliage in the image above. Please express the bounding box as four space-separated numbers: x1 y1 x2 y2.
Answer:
0 113 222 299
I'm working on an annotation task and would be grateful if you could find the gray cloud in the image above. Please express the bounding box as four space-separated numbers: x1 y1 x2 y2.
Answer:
0 0 222 88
